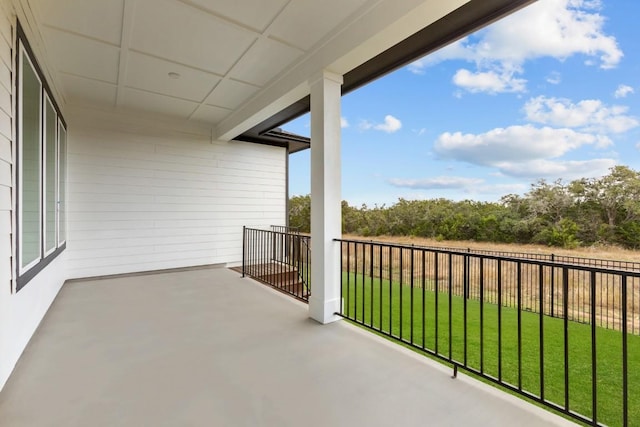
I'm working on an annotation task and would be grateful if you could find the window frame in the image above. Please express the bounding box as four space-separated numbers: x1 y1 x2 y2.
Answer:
43 92 58 257
57 119 67 247
15 22 67 292
17 44 43 274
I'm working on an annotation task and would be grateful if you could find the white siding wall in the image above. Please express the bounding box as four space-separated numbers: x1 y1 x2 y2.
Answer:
0 5 67 391
66 110 287 279
0 2 12 292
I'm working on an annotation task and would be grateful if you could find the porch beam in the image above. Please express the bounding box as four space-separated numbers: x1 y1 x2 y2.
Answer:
308 70 343 324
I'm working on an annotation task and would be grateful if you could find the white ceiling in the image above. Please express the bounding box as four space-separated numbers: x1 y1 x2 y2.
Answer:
30 0 372 128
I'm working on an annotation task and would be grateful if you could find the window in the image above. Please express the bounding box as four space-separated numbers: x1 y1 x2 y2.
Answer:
58 122 66 246
44 95 56 255
16 25 67 290
18 49 41 271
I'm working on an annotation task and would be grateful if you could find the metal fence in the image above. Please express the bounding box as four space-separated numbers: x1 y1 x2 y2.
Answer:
417 244 640 272
335 238 640 427
242 227 310 301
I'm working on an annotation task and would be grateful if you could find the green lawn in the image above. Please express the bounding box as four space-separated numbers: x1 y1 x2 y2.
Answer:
341 272 640 427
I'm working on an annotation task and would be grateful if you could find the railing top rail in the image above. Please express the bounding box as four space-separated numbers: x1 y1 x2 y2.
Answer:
334 237 640 277
270 225 300 234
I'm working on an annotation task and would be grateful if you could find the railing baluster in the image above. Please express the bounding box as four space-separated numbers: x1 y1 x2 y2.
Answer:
480 258 484 374
379 244 383 332
411 247 415 345
400 247 404 340
448 252 453 361
464 253 468 367
435 252 439 355
422 250 426 349
517 261 522 391
551 255 555 317
590 270 597 426
498 259 503 382
362 242 366 325
389 247 393 336
622 275 628 427
355 243 359 321
563 267 570 412
370 243 374 328
339 239 343 314
347 242 351 318
539 264 545 401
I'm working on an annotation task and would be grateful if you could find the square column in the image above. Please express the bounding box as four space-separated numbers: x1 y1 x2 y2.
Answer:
308 70 343 324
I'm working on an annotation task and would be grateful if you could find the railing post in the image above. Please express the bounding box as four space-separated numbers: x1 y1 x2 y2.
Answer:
551 253 555 317
242 226 246 278
465 248 470 299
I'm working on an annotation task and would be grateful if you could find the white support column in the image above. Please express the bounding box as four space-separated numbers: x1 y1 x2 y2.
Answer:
308 70 343 324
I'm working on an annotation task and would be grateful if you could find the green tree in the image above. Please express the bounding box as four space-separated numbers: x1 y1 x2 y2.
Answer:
288 195 311 232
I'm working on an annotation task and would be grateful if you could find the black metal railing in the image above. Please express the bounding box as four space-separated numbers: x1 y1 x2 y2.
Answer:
414 243 640 272
242 227 310 301
336 238 640 427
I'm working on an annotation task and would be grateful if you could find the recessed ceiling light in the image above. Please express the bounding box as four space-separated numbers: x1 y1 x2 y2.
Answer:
168 72 181 79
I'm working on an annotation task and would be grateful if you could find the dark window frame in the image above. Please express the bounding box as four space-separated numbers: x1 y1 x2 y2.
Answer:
15 21 67 292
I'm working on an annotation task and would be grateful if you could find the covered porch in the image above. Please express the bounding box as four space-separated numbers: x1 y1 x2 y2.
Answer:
0 267 574 426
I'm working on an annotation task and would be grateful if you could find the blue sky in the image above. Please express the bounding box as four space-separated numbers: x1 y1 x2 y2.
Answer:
284 0 640 206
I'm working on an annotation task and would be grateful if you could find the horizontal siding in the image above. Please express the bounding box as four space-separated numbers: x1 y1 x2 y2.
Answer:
0 157 9 186
67 122 286 278
0 83 10 118
0 4 10 295
0 4 14 392
0 6 10 48
0 184 9 208
0 134 9 162
0 216 9 263
0 106 10 141
0 59 9 96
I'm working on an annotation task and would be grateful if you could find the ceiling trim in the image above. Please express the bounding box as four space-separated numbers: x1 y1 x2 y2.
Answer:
235 0 536 143
235 128 310 154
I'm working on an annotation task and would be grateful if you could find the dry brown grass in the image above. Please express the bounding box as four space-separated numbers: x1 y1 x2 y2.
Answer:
344 234 640 263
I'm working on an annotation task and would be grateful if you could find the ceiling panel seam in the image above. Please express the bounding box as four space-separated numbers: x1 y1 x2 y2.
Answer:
115 0 136 107
175 0 265 36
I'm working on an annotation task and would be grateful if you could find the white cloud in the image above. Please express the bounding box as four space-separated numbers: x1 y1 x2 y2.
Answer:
435 125 610 165
360 115 402 133
546 71 562 84
409 0 622 93
341 116 349 128
388 176 483 190
433 125 616 179
614 84 634 99
453 68 526 94
497 158 616 179
388 177 528 198
524 96 639 134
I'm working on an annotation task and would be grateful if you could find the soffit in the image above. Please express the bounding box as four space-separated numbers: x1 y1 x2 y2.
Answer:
28 0 369 128
27 0 535 143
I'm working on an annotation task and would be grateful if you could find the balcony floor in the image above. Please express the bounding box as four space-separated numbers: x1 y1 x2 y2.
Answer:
0 267 576 426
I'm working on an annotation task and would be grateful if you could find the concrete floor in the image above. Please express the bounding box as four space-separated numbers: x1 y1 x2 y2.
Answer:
0 267 577 427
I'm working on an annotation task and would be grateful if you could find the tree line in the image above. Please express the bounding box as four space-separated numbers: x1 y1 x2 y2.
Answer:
289 166 640 249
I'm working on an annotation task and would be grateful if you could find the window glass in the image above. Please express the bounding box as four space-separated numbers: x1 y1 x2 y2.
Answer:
58 123 67 245
20 51 42 269
44 97 57 253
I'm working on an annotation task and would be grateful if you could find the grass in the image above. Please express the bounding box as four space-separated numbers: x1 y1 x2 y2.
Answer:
341 272 640 427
